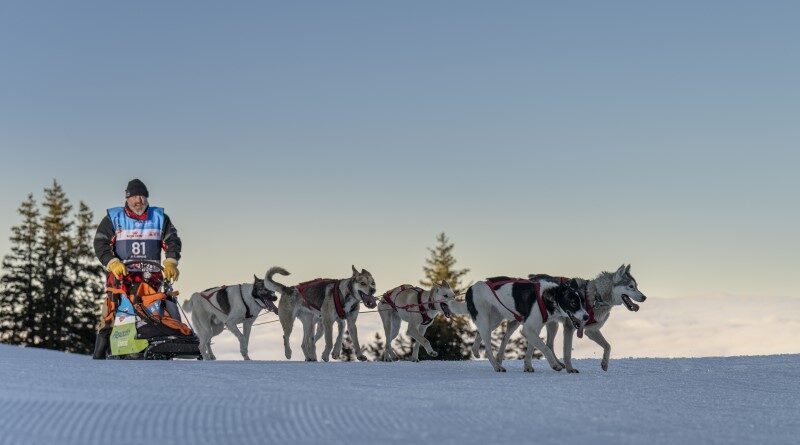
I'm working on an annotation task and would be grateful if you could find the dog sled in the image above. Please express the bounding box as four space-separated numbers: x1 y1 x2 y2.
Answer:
103 260 202 360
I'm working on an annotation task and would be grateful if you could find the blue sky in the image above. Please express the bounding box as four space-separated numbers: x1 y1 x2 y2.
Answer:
1 1 798 300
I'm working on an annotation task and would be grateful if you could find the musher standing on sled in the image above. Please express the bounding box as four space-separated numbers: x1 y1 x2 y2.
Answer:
91 178 182 359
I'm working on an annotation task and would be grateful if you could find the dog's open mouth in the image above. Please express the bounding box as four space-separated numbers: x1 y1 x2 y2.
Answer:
621 294 640 312
569 314 584 338
441 302 453 318
359 290 377 309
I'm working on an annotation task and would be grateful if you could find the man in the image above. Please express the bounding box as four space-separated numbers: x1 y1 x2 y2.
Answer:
91 178 182 359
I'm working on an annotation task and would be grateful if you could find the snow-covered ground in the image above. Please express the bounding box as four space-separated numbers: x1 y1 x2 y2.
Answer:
1 345 798 445
208 295 800 360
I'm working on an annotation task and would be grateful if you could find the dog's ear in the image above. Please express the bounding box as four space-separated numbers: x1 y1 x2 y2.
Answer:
361 268 367 275
254 274 259 281
615 264 626 279
441 280 450 288
352 265 358 276
569 278 579 289
625 264 631 275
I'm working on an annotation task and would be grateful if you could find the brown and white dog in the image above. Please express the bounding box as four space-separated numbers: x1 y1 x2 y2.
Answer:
266 266 377 362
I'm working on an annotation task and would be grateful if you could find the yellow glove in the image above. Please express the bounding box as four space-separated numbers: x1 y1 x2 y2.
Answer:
163 258 180 282
107 258 127 279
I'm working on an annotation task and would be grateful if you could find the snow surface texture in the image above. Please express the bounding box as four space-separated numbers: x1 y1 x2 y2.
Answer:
207 295 800 360
0 345 798 445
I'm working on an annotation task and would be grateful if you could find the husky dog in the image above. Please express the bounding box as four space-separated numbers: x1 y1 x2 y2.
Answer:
378 281 457 362
266 266 377 362
541 264 647 372
476 265 648 372
182 275 278 361
466 277 588 373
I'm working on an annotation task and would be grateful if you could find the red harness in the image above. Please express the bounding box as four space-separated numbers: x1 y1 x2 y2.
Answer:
382 285 436 325
296 278 353 319
296 278 336 311
332 280 350 319
484 278 548 323
584 282 597 325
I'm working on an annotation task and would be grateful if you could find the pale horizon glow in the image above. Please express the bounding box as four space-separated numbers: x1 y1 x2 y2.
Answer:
1 2 798 358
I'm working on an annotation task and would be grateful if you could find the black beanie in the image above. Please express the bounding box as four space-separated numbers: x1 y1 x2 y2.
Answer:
125 179 149 198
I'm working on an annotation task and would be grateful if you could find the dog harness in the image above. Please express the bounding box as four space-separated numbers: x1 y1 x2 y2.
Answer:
382 285 454 325
107 206 165 272
584 282 598 325
484 278 548 323
295 278 336 311
296 278 355 319
382 285 433 325
200 284 277 319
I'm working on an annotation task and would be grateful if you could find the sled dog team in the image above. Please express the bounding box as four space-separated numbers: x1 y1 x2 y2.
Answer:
182 264 647 372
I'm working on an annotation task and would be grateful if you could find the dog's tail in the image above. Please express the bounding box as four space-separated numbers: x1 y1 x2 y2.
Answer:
182 295 195 313
264 266 293 295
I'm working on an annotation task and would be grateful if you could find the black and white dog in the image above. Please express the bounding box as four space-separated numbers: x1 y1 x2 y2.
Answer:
182 275 278 360
466 276 589 373
483 264 648 372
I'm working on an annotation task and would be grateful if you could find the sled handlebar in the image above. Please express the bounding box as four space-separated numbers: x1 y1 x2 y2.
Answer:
112 260 175 291
122 259 164 272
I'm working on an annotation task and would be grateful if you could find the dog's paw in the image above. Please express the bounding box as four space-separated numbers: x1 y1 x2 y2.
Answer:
557 360 565 368
567 368 580 374
428 350 438 358
322 355 330 362
496 366 507 373
601 360 609 371
305 357 317 362
242 355 251 361
358 355 368 362
551 364 564 372
523 365 534 373
411 357 420 363
332 353 340 360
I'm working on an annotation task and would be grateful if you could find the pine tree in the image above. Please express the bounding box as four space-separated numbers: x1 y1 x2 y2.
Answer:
362 332 385 361
0 195 41 344
66 202 105 353
338 330 357 361
394 232 474 361
37 180 74 351
421 232 470 294
1 181 103 353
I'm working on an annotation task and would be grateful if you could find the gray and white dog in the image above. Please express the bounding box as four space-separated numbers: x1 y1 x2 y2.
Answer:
182 275 278 361
378 281 457 362
266 266 377 362
543 264 646 372
482 264 647 372
465 277 589 373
